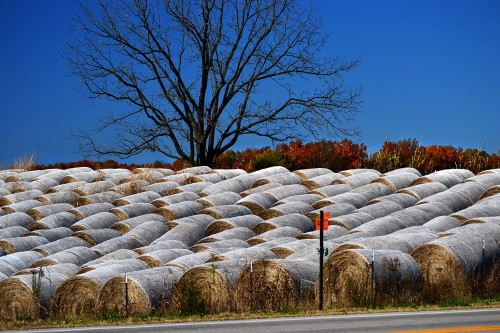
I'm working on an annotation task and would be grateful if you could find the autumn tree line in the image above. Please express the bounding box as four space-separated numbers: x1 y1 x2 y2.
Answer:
28 138 499 175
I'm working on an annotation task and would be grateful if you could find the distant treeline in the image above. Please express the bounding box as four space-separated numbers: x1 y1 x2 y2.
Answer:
31 138 499 175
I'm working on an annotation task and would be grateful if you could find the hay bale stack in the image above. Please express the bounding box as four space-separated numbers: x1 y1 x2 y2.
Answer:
464 172 500 189
263 184 308 201
0 212 34 228
239 183 281 197
2 200 44 214
27 227 72 241
4 170 50 182
270 239 317 258
328 213 373 230
312 192 366 209
335 232 438 254
195 192 242 208
235 259 318 311
197 227 256 244
322 249 421 307
26 203 74 221
166 214 214 229
112 191 161 206
253 213 314 234
70 212 121 231
125 220 169 245
340 168 382 177
30 246 98 267
110 213 167 233
34 192 80 205
411 223 500 301
165 251 216 270
91 235 144 257
46 181 87 194
166 182 212 195
81 250 140 269
0 189 44 206
0 236 49 254
59 171 100 184
109 203 156 220
18 178 59 193
151 192 200 208
142 181 180 196
134 240 189 254
411 169 473 188
73 229 123 246
354 201 403 220
235 193 278 214
208 247 277 263
332 171 380 188
293 168 333 181
247 226 303 246
463 216 500 225
73 191 123 206
27 212 79 230
97 265 185 316
251 172 302 188
72 181 115 196
152 223 207 247
297 225 348 240
172 260 248 314
273 194 324 207
181 173 227 185
451 195 500 222
50 259 149 318
398 182 448 200
420 216 463 232
0 251 45 276
258 202 313 219
155 201 204 221
36 169 70 182
205 215 264 235
69 203 115 220
33 237 90 256
138 249 193 267
306 203 357 221
366 192 418 208
371 172 419 192
0 226 29 238
190 239 249 253
200 204 253 219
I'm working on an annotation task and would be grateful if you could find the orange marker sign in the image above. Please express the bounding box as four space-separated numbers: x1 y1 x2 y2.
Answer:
315 212 330 230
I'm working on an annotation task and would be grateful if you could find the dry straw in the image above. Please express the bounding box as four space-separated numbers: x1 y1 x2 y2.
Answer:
109 180 149 195
70 212 121 231
205 215 264 235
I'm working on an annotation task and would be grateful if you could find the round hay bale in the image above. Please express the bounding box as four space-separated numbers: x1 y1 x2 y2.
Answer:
165 182 212 195
239 183 281 197
19 178 59 193
270 239 317 258
306 203 357 222
27 212 79 230
273 193 324 207
73 191 123 206
91 235 144 257
34 192 79 205
209 168 247 178
97 171 132 184
208 247 277 263
166 214 214 229
181 173 227 185
384 167 422 177
175 166 213 175
234 259 318 311
142 181 180 196
0 251 45 275
200 205 253 219
70 212 121 231
0 212 34 228
36 169 70 183
253 213 314 234
397 182 448 200
109 213 166 233
125 220 169 246
463 216 500 225
293 168 333 181
348 214 408 237
205 215 264 235
16 263 80 278
30 246 98 267
195 192 242 208
352 183 395 202
353 201 403 220
155 201 204 221
340 168 382 177
4 170 50 183
297 225 348 240
411 169 471 188
366 192 418 208
199 174 260 197
417 189 473 213
190 239 249 253
151 192 200 208
97 265 185 316
0 189 44 206
422 216 463 232
112 191 162 206
322 249 421 307
2 200 44 214
464 172 500 189
138 249 193 267
73 229 123 246
479 185 500 200
451 199 500 222
132 167 174 176
165 251 216 270
263 184 308 201
0 236 49 255
27 227 72 241
336 232 437 254
69 203 115 220
247 226 303 246
50 259 149 318
109 203 156 220
0 226 29 238
332 171 380 188
197 227 256 244
251 172 302 188
235 192 278 214
60 171 100 184
46 181 87 194
81 249 140 269
328 212 374 230
152 223 207 247
109 180 149 195
252 237 299 250
120 170 166 184
312 192 367 209
33 237 89 256
71 181 116 197
258 202 313 220
160 173 193 184
172 260 248 314
134 240 189 254
372 172 419 192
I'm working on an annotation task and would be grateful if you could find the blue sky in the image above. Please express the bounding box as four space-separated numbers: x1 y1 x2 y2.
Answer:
1 0 499 167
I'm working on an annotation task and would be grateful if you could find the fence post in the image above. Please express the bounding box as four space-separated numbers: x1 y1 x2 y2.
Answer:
250 259 254 311
125 272 129 315
371 251 375 306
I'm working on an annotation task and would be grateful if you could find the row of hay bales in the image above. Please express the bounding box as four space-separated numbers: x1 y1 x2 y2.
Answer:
0 166 498 319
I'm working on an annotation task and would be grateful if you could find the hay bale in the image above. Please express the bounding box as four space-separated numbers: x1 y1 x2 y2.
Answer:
46 181 87 194
340 168 382 177
125 220 169 245
354 201 403 220
175 166 213 175
133 167 174 176
34 192 79 205
50 259 149 318
273 194 324 207
36 169 70 182
0 236 49 255
209 168 247 178
59 171 100 184
297 225 348 240
165 251 216 270
138 249 193 267
2 200 44 214
155 201 204 221
366 192 418 208
160 173 192 184
195 192 242 208
0 189 44 206
306 203 357 221
0 226 29 238
332 171 380 188
451 197 500 222
181 173 227 185
422 216 463 232
142 181 180 196
91 235 144 257
30 246 98 267
263 184 308 201
0 212 34 228
208 247 277 263
336 232 437 254
239 183 281 197
134 240 189 254
97 265 185 316
73 229 123 246
33 237 89 256
112 191 162 206
110 213 167 233
166 182 212 195
16 263 80 277
384 167 422 177
70 181 116 197
312 192 367 209
322 249 421 307
81 250 140 269
463 216 500 225
328 213 373 230
166 214 214 229
293 168 333 181
258 202 313 220
27 212 79 230
4 170 50 182
73 191 123 206
190 239 250 253
152 223 207 247
70 212 121 231
109 180 149 195
235 193 278 214
411 169 473 188
27 227 72 241
253 213 314 234
19 178 59 193
197 227 256 244
70 203 115 220
151 192 200 208
172 260 248 314
270 239 317 258
247 226 303 246
200 204 253 219
0 251 45 276
205 215 264 235
251 172 302 188
464 172 500 189
372 172 420 192
398 182 448 200
109 203 156 220
235 259 318 311
479 185 500 200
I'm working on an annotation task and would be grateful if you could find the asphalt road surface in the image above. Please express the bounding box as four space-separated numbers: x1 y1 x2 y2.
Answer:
8 308 500 333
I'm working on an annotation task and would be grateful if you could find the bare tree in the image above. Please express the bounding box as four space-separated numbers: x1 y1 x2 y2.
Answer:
67 0 360 167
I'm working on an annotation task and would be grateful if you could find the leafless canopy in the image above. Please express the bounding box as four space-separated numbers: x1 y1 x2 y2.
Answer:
68 0 360 166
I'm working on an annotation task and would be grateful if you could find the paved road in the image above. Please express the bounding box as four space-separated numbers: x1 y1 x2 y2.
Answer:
8 309 500 333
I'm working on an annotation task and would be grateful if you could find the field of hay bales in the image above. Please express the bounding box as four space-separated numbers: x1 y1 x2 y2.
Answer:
0 165 499 320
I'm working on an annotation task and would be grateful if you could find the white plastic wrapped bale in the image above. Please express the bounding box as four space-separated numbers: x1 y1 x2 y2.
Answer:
0 212 34 228
109 203 156 220
247 226 304 246
69 203 115 220
138 248 193 267
197 227 256 244
70 212 121 231
235 192 278 214
0 236 49 255
253 213 314 234
27 212 79 230
155 201 204 221
205 215 264 235
195 192 242 208
73 191 123 206
110 213 167 233
151 192 200 208
112 191 162 206
0 189 44 206
31 246 99 267
258 202 313 219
